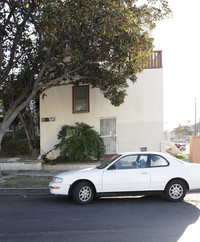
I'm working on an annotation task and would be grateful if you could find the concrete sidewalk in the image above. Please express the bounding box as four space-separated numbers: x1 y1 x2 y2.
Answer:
0 170 58 177
0 157 99 171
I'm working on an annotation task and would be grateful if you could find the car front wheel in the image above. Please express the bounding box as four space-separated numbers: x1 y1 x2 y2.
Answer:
72 181 94 205
165 180 186 202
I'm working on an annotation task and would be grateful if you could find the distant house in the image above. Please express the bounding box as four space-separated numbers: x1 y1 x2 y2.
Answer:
170 123 199 143
40 50 165 159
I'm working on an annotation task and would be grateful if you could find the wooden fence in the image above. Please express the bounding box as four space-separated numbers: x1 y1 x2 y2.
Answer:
142 51 162 69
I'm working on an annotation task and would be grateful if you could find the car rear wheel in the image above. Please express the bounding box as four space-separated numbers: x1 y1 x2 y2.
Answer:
72 181 94 205
165 180 186 202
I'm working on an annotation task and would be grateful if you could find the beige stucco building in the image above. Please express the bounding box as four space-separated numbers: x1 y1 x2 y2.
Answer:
40 51 165 158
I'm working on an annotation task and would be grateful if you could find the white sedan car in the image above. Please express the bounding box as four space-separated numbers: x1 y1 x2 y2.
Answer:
49 152 200 204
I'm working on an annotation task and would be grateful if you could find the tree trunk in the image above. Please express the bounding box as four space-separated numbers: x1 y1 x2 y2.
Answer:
0 127 6 152
0 86 39 153
18 112 34 154
0 128 5 174
27 101 37 148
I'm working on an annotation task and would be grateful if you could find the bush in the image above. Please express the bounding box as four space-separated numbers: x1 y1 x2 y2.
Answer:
176 153 188 160
41 154 69 164
54 122 105 162
1 139 29 157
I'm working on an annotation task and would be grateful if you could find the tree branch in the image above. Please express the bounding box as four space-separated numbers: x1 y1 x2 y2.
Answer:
0 3 36 84
0 41 2 73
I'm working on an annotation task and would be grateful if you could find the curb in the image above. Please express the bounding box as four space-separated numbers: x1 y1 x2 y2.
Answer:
188 189 200 194
0 188 50 196
0 187 200 197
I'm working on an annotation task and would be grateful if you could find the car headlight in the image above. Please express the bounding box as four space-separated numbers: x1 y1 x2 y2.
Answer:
53 177 63 183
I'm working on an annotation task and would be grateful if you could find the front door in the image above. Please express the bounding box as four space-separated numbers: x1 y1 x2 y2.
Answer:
102 154 151 192
100 118 116 154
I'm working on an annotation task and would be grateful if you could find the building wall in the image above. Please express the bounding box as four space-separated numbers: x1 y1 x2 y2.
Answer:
40 68 164 158
190 136 200 163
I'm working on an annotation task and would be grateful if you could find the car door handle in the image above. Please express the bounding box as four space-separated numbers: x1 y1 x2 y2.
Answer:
141 172 148 175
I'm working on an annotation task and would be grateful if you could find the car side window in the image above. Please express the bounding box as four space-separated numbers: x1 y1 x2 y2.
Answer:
150 155 169 167
114 155 148 169
137 155 148 168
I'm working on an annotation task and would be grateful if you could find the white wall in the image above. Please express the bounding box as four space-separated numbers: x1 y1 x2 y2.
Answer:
40 68 164 158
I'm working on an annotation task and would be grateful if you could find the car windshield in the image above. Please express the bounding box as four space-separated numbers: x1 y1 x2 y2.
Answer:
96 154 121 169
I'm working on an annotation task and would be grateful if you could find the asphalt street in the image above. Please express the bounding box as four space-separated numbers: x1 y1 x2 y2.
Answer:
0 194 200 242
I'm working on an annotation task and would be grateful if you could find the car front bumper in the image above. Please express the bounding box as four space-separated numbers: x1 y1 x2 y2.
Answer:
49 181 70 195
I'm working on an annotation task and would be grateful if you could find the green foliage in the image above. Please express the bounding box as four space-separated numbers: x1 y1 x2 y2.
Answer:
55 122 105 162
41 154 69 164
0 0 172 150
1 139 29 157
37 0 172 106
176 154 188 160
0 0 172 107
41 154 99 164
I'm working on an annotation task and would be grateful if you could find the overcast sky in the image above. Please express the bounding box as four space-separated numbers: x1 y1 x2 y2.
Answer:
153 0 200 131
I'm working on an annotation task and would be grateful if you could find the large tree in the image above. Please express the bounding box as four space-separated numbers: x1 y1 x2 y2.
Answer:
0 0 172 150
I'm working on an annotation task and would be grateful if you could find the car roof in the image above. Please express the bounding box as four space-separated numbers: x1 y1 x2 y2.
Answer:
118 151 167 156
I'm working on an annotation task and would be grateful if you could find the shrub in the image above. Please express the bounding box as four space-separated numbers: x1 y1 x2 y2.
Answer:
41 154 69 164
54 122 105 162
1 139 29 157
176 153 188 160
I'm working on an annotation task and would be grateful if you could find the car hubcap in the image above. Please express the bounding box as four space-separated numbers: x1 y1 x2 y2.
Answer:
79 186 92 202
169 184 183 199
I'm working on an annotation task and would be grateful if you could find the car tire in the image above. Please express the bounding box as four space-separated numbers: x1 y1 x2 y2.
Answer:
165 180 186 202
72 181 94 205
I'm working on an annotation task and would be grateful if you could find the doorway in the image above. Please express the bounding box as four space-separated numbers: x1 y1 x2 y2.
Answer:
100 117 116 154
